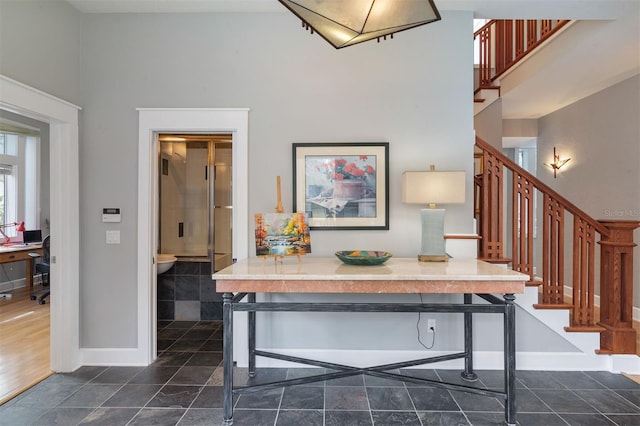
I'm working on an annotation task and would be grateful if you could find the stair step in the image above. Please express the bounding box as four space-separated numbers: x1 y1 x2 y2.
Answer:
478 257 511 262
533 303 573 310
565 325 605 333
474 98 485 103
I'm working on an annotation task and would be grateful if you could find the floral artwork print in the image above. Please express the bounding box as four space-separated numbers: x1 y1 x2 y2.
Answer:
254 212 311 256
293 142 389 230
322 156 375 181
306 155 377 218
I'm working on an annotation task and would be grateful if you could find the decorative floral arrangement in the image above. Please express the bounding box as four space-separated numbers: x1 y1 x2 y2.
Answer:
322 156 375 181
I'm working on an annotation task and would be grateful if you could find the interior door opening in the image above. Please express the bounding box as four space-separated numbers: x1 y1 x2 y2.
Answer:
156 133 233 325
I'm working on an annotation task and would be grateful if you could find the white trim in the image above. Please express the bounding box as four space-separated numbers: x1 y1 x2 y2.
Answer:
0 75 81 373
80 348 150 366
0 277 27 292
137 108 249 365
250 349 640 374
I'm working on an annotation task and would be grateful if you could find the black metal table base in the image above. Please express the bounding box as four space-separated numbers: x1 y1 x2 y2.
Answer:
222 292 517 426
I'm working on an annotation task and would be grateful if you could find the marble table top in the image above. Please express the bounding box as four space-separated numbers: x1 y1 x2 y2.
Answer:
214 257 528 294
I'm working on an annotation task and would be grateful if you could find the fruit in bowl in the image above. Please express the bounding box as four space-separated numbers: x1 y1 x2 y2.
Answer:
335 250 392 265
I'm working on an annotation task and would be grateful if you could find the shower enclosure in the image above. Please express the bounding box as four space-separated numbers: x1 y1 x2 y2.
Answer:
158 134 233 273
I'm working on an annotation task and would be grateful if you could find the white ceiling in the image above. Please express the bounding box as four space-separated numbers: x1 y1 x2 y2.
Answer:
64 0 636 18
65 0 639 119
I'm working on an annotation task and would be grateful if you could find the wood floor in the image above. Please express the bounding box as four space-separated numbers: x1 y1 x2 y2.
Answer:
0 285 51 405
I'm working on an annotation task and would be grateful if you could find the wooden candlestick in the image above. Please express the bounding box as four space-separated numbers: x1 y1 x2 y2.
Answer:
275 176 284 213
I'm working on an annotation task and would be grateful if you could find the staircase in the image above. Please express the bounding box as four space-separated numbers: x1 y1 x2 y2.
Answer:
474 136 639 356
471 19 639 360
473 19 570 114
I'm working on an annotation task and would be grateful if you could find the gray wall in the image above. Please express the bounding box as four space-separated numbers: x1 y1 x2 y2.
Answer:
474 98 503 148
503 119 538 137
537 75 640 308
0 0 82 105
77 11 480 349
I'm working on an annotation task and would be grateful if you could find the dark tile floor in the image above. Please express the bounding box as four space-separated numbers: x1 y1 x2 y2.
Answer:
1 321 639 425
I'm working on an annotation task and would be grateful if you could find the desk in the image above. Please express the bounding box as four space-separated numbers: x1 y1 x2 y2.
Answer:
0 244 44 290
214 257 528 426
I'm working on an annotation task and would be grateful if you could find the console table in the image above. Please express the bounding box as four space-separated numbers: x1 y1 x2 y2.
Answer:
214 257 528 425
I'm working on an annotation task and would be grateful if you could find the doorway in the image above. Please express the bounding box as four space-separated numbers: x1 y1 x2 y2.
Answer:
137 108 249 365
156 133 233 323
158 134 233 269
0 75 81 373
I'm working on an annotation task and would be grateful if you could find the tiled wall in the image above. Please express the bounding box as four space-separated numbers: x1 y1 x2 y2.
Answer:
157 260 222 321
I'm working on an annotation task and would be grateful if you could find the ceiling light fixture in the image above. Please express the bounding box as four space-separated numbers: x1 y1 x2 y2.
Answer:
277 0 441 49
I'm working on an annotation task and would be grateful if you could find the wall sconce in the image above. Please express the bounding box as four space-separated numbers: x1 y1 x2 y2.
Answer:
545 147 570 178
402 166 465 261
277 0 441 49
0 221 25 246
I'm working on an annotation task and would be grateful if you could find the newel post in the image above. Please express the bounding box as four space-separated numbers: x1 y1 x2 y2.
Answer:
596 220 640 354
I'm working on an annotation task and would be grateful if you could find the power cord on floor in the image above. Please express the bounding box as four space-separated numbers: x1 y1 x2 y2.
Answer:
416 293 435 350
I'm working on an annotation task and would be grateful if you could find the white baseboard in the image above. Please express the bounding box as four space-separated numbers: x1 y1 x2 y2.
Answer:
80 348 150 367
76 346 640 375
247 348 640 374
0 277 27 292
0 276 45 292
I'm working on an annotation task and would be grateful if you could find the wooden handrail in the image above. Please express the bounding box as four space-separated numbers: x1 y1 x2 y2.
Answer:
476 137 609 236
474 137 638 353
474 19 571 90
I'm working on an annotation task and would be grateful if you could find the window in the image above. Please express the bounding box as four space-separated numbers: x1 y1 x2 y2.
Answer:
0 131 40 239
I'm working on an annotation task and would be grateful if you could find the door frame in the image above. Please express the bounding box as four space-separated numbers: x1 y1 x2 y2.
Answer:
0 75 81 372
137 108 249 363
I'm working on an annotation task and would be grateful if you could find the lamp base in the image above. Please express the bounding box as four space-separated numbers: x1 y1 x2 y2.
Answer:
418 254 449 262
418 208 448 262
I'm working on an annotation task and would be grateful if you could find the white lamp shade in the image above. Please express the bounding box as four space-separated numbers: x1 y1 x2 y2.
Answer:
402 171 466 205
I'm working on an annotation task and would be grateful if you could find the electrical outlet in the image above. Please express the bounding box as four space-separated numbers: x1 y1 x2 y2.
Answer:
427 319 436 333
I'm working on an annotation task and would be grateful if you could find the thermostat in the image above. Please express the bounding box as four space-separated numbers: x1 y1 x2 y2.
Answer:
102 208 121 223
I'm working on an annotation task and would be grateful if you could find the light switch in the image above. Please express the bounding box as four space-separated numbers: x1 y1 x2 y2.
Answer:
106 230 120 244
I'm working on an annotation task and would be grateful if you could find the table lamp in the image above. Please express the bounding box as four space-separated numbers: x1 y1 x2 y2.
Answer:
402 166 465 261
0 221 25 246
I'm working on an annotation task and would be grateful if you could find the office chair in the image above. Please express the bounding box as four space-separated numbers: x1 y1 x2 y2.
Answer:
29 235 50 304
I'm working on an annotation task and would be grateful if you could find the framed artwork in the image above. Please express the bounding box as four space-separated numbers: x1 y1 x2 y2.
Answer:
293 142 389 230
254 212 311 256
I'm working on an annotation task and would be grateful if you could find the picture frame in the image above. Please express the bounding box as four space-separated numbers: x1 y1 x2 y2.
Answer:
254 212 312 256
293 142 389 230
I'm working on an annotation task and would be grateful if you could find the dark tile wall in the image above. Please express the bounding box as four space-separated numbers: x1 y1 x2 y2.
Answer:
157 261 223 321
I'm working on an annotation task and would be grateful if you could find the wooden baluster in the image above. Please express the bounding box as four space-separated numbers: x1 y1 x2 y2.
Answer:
515 20 525 60
478 27 491 87
502 20 514 71
481 152 504 260
483 27 491 86
538 195 568 306
494 20 504 75
512 173 534 281
596 220 640 354
527 20 538 48
566 218 599 329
